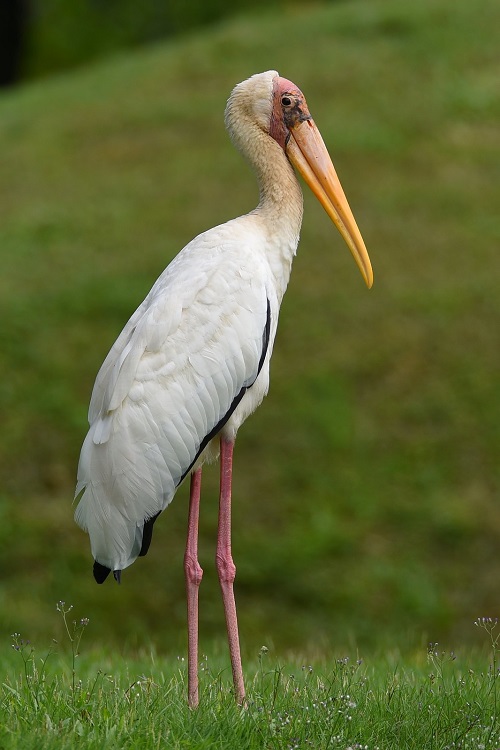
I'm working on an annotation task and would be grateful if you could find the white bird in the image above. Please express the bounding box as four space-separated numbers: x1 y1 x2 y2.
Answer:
75 70 373 707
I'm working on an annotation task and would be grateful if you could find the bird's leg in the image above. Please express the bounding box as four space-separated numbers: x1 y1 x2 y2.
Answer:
216 437 246 705
184 467 203 709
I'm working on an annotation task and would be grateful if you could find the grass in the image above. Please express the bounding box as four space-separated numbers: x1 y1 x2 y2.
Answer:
0 0 499 660
0 604 499 749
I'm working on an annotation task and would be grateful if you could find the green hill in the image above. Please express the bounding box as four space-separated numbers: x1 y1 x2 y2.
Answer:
0 0 498 656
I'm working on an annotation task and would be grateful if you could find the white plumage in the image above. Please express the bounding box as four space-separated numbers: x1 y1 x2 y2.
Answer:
75 70 372 706
76 219 283 571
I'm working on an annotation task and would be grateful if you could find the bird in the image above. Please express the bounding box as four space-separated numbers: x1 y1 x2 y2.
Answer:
75 70 373 708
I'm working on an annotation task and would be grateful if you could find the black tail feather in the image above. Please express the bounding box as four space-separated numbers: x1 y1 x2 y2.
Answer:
93 560 111 584
140 512 161 556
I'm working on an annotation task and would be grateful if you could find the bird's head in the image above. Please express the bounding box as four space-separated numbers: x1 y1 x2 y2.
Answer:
225 71 373 289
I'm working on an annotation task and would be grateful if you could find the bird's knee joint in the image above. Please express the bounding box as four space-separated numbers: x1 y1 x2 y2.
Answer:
216 553 236 584
184 555 203 587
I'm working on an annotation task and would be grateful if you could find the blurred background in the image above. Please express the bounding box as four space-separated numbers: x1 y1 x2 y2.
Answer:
0 0 498 658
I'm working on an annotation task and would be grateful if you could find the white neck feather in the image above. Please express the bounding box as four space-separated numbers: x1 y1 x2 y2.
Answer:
225 81 304 294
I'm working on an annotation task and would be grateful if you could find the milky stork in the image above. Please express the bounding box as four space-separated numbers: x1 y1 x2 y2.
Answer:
75 70 373 707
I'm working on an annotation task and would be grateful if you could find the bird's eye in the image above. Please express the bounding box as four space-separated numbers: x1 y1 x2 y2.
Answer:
281 96 292 107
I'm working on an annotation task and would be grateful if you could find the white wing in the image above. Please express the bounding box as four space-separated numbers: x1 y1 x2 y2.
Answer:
75 220 273 574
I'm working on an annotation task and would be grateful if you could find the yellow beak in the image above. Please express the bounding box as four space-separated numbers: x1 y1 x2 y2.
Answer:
286 118 373 289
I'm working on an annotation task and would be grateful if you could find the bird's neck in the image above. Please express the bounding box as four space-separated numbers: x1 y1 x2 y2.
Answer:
240 125 304 297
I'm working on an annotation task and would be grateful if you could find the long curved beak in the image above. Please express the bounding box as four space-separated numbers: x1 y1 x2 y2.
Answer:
286 119 373 289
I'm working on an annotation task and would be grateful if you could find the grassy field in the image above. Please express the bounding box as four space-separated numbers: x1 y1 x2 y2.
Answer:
0 0 499 677
0 604 499 749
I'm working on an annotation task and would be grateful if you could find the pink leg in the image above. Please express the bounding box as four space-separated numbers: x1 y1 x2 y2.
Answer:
216 438 246 705
184 467 203 709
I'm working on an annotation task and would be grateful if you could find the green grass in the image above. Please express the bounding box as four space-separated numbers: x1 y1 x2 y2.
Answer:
1 605 499 749
0 0 499 659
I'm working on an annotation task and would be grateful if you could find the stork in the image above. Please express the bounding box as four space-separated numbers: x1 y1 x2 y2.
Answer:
75 70 373 707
